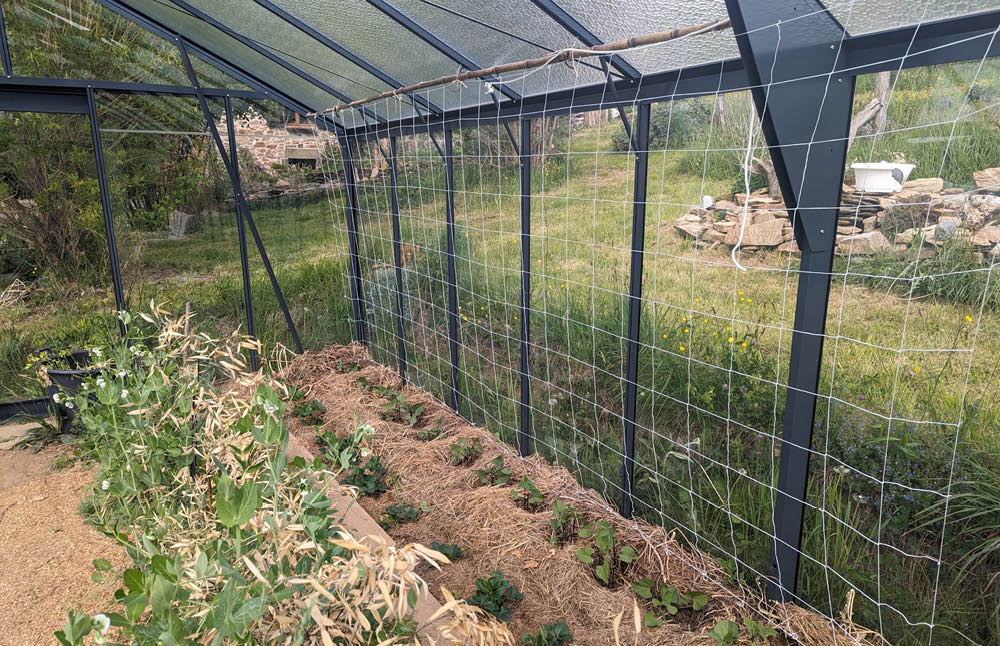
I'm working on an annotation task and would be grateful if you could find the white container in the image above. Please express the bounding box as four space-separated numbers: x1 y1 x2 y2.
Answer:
851 161 916 193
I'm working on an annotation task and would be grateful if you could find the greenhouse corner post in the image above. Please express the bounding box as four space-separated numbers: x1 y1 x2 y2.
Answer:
444 128 461 415
178 41 303 355
0 0 11 78
518 119 532 457
620 103 651 519
86 88 127 338
387 136 408 382
225 95 258 372
338 135 368 346
725 0 856 602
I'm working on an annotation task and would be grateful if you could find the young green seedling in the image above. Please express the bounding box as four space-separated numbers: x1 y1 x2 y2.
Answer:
416 423 443 441
468 570 524 623
575 520 635 586
631 579 708 626
743 617 778 641
448 437 483 466
292 399 325 426
429 541 464 562
522 621 572 646
380 503 422 529
549 500 582 545
512 476 544 512
475 456 513 486
709 619 740 645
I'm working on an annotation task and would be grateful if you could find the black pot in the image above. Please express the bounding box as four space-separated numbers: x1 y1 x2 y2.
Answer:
36 348 102 432
0 396 52 424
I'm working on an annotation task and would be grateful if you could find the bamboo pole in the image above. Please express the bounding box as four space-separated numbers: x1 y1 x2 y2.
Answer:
310 18 732 116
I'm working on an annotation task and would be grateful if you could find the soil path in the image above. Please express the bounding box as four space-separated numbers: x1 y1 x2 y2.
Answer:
0 423 128 644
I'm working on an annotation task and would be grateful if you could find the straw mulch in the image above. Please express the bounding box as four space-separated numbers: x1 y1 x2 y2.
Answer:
281 344 883 646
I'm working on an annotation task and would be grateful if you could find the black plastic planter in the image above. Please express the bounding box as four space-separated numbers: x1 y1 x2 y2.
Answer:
37 349 101 433
0 396 52 424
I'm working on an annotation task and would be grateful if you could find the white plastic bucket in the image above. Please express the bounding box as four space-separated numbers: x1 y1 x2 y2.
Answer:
851 162 916 193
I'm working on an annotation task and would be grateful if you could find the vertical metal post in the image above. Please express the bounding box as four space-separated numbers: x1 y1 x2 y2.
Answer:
0 0 12 78
178 41 303 353
619 103 650 519
86 88 126 338
225 95 258 371
518 120 532 457
387 137 408 381
443 128 461 414
338 135 368 346
725 0 856 602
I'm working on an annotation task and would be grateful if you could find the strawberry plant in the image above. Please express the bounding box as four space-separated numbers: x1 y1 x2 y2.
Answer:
380 503 422 528
743 617 778 641
356 376 373 391
430 541 464 561
512 476 544 512
710 620 740 645
630 579 708 626
475 456 512 486
288 387 307 401
549 500 581 545
417 423 443 441
522 621 572 646
342 455 388 497
380 392 425 426
575 520 635 586
448 437 483 465
334 360 359 373
468 571 523 623
292 399 325 425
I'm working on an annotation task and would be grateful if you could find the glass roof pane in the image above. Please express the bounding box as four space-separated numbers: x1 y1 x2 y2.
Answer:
552 0 738 75
120 0 344 117
190 52 254 91
5 0 189 84
823 1 1000 36
270 0 492 111
390 0 604 95
179 0 415 120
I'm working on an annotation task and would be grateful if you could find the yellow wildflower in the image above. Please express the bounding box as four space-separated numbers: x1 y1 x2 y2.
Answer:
679 346 685 352
728 336 734 343
965 315 973 322
914 365 921 373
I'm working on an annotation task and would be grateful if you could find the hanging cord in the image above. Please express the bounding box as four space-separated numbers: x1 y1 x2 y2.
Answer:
730 103 759 272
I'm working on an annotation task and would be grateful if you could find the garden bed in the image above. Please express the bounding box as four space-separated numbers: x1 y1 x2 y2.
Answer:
281 344 879 646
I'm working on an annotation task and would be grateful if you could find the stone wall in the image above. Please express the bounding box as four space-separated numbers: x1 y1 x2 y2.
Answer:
673 171 1000 258
217 112 337 172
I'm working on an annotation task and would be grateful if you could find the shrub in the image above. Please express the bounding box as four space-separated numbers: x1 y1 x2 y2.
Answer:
611 100 714 153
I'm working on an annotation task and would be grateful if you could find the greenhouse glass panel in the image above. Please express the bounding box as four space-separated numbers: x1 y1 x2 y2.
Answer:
823 0 1000 35
5 0 189 84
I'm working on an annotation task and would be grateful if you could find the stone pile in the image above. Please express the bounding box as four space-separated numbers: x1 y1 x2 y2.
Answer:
673 171 1000 257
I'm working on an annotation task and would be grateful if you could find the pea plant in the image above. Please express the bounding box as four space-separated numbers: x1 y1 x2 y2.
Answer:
549 500 581 545
475 456 512 486
468 571 524 623
512 477 544 512
522 621 572 646
448 437 483 465
630 579 708 627
575 520 635 586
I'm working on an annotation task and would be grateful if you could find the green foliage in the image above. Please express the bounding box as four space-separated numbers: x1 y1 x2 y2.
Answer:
292 399 326 425
448 437 484 466
611 100 714 153
709 620 740 645
417 424 444 441
630 579 708 627
549 500 582 545
468 571 524 623
512 476 544 512
575 521 635 586
335 360 360 373
475 455 513 486
342 455 389 497
429 542 465 562
743 617 778 641
522 621 572 646
381 503 422 529
379 391 425 426
729 171 767 197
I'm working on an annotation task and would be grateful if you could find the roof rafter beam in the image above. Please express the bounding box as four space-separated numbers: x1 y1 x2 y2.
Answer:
94 0 343 132
365 0 522 103
163 0 385 123
528 0 640 80
251 0 443 115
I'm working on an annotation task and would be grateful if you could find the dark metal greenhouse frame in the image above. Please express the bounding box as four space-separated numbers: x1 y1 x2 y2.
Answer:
1 0 998 607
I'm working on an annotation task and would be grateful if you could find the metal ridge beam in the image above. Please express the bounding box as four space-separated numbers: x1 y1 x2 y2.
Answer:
251 0 442 115
528 0 640 79
365 0 522 103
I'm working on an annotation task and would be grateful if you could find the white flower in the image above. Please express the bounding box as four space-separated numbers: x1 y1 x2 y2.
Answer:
82 383 89 391
299 477 309 489
833 465 850 476
52 393 62 404
92 613 111 635
548 398 557 406
117 370 126 378
358 423 375 436
120 389 129 399
92 348 103 358
96 378 107 388
130 346 141 355
263 401 278 416
101 480 110 491
360 448 371 458
65 401 74 409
